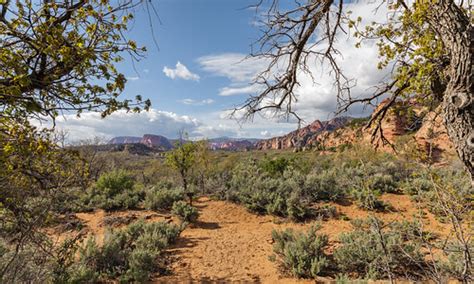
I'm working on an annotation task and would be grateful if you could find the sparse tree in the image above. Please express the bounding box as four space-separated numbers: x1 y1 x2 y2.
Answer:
0 0 154 280
238 0 473 180
165 135 199 205
194 139 212 194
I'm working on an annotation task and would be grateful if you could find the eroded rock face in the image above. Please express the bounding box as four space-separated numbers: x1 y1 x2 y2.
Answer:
140 134 173 150
255 117 352 150
255 99 455 160
209 140 255 151
415 109 454 153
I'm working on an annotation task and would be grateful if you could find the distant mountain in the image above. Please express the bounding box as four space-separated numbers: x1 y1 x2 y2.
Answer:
109 136 142 144
140 134 173 150
108 135 258 151
256 117 352 150
208 137 257 151
109 134 172 150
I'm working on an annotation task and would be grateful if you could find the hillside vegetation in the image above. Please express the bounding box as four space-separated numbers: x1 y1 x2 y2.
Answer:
1 141 471 283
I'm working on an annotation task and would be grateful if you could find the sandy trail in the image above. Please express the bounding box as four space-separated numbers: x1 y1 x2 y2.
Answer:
156 194 447 283
54 194 447 283
158 197 312 283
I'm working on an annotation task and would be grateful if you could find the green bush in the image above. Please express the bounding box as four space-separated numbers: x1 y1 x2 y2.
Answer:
350 185 388 211
0 238 54 283
270 224 329 278
259 157 293 176
144 181 184 211
313 204 338 220
67 220 182 282
172 201 199 223
87 170 144 211
439 242 474 281
221 162 314 221
409 168 472 221
304 169 347 202
334 217 425 280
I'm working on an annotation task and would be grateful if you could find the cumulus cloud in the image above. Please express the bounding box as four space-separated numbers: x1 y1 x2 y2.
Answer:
178 98 215 106
163 61 200 81
198 2 391 122
260 130 272 137
126 76 140 81
286 2 391 120
48 109 202 141
218 85 263 96
197 53 268 83
44 108 264 142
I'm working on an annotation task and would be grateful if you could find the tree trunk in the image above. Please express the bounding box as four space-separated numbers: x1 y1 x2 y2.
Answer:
429 2 474 180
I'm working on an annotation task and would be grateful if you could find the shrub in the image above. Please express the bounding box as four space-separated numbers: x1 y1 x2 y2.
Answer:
270 224 329 278
259 157 292 176
67 220 182 282
439 242 474 281
222 162 315 221
87 170 144 211
286 193 313 221
304 169 347 202
350 185 388 211
144 182 184 211
95 170 135 193
0 238 54 283
172 201 199 223
313 204 338 220
410 168 472 221
334 217 425 280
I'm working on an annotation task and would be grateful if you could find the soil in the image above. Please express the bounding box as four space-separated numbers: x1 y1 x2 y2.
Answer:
51 194 449 283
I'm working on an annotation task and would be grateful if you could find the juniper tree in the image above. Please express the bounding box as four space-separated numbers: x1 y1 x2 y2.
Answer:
0 0 153 280
238 0 473 180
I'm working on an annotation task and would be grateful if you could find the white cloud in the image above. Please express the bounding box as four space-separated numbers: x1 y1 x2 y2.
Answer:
126 76 140 81
218 85 262 96
287 1 391 120
198 53 268 83
178 98 215 106
163 61 200 81
48 109 201 141
260 130 271 137
198 2 391 123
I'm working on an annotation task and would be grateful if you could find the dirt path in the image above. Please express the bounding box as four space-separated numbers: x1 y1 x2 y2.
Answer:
156 195 449 283
56 195 447 283
158 197 313 283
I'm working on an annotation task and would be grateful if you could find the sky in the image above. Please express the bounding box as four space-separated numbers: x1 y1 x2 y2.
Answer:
52 0 393 142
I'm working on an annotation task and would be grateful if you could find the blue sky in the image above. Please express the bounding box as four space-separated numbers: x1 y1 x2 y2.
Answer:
56 0 392 141
120 0 260 115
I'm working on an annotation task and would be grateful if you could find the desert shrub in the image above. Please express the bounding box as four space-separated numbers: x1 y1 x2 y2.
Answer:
0 238 54 283
439 242 474 281
270 224 329 278
304 168 347 202
334 217 426 280
259 157 293 176
172 201 199 223
205 171 232 199
86 170 144 211
412 168 472 221
144 181 184 211
402 170 434 196
225 163 314 221
285 194 313 221
67 220 182 282
50 187 93 213
313 204 338 220
365 173 398 194
350 185 388 211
